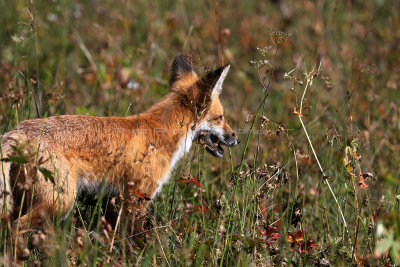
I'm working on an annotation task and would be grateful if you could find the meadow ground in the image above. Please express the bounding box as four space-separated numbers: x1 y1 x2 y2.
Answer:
0 0 399 266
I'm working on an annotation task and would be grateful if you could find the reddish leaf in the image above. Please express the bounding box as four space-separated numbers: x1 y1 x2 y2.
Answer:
286 234 294 243
188 178 201 187
135 191 151 201
295 230 304 243
259 199 267 218
261 224 280 241
293 107 307 117
177 177 201 187
287 230 316 254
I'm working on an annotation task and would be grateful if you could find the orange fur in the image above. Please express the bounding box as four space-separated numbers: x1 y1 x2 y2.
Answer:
0 54 239 235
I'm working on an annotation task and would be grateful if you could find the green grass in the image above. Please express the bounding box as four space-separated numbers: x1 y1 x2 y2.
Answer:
1 0 400 265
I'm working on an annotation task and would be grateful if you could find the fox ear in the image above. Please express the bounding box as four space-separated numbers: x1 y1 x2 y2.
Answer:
212 64 230 96
200 64 230 97
170 53 195 86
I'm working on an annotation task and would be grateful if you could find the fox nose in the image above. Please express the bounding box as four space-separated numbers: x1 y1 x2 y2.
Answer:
232 132 240 144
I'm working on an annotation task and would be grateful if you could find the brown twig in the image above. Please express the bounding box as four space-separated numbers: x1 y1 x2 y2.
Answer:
107 203 123 263
351 169 360 263
27 1 41 118
215 0 223 65
198 151 205 228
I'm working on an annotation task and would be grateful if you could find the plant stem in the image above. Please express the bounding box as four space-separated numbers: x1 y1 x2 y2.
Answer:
296 74 355 259
28 1 41 118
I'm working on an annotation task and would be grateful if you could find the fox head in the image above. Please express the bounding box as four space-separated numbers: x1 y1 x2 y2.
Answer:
169 53 240 158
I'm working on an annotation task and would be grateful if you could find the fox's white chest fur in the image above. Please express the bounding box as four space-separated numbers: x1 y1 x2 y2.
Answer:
151 129 194 198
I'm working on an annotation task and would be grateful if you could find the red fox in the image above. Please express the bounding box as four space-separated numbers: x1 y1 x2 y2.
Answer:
0 53 239 235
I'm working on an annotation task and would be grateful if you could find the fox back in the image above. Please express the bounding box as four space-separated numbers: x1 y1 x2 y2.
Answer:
0 53 239 233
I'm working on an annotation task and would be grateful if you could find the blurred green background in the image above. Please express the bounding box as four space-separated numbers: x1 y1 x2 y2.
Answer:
1 0 399 265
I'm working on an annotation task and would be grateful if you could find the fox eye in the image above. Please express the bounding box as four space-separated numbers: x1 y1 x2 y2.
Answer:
210 115 224 122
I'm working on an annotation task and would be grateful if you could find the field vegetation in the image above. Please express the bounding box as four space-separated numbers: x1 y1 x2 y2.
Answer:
0 0 399 265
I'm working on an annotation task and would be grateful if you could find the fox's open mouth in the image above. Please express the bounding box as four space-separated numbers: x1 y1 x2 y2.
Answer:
206 134 225 158
197 132 226 158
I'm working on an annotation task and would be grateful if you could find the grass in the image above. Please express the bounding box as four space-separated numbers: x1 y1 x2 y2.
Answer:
1 0 400 265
